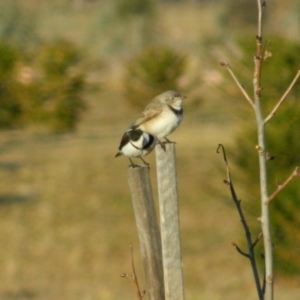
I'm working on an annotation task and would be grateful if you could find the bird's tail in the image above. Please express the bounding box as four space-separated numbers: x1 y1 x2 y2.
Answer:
115 152 123 158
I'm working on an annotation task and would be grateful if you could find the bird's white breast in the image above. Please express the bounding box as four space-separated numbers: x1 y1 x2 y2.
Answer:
139 108 182 138
121 142 143 158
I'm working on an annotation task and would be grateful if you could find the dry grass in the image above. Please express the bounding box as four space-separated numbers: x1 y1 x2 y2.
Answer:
0 1 300 299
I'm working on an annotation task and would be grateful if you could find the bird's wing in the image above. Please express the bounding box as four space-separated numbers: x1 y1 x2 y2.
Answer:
115 131 130 157
130 103 162 129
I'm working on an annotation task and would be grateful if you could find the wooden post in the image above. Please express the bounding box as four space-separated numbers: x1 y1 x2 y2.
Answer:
155 143 185 300
128 165 165 300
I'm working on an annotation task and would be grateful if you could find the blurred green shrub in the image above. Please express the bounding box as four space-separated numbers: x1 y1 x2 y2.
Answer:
115 0 155 18
229 37 300 275
0 39 87 132
123 46 187 109
33 40 86 132
0 42 23 128
38 40 81 77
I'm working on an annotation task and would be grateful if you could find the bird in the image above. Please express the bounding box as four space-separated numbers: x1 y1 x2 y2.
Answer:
129 90 185 146
115 129 157 167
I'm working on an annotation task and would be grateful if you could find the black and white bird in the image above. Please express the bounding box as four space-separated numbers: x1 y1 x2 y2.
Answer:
115 129 157 167
129 90 185 144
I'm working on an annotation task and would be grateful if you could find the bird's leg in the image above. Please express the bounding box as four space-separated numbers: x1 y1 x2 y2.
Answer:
164 137 176 144
139 157 150 168
156 139 166 151
128 158 140 168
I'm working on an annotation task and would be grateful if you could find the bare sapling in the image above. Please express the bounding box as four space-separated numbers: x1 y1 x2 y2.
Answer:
220 1 300 300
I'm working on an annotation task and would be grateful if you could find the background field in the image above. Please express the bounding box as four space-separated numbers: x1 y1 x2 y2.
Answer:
0 1 299 299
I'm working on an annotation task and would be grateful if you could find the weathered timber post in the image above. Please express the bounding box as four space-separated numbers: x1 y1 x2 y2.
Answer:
156 143 185 300
128 165 165 300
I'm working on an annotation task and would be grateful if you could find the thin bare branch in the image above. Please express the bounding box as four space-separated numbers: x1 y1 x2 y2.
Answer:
121 246 145 300
220 62 254 108
257 1 265 42
232 242 250 258
267 167 300 204
253 0 265 99
130 245 145 300
264 68 300 124
261 254 266 295
252 232 263 249
217 144 263 299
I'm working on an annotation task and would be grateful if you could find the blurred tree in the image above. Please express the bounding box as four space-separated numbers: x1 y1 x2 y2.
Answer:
0 42 23 128
123 46 187 109
28 40 87 132
0 39 88 133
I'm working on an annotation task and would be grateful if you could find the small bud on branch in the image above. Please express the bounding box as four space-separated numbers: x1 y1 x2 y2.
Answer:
223 179 230 185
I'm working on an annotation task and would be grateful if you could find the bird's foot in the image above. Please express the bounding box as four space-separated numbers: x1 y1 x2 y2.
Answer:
157 140 166 151
128 158 140 168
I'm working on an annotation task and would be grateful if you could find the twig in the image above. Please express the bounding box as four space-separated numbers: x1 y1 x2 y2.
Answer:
217 144 263 300
252 232 263 249
267 167 300 203
232 242 250 258
120 246 145 300
261 254 266 295
264 68 300 124
220 62 255 108
130 245 145 300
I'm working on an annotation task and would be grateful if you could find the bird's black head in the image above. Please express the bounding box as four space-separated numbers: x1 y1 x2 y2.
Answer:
128 129 143 141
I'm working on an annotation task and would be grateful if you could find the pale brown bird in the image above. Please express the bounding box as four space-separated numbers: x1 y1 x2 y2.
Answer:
129 90 185 144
